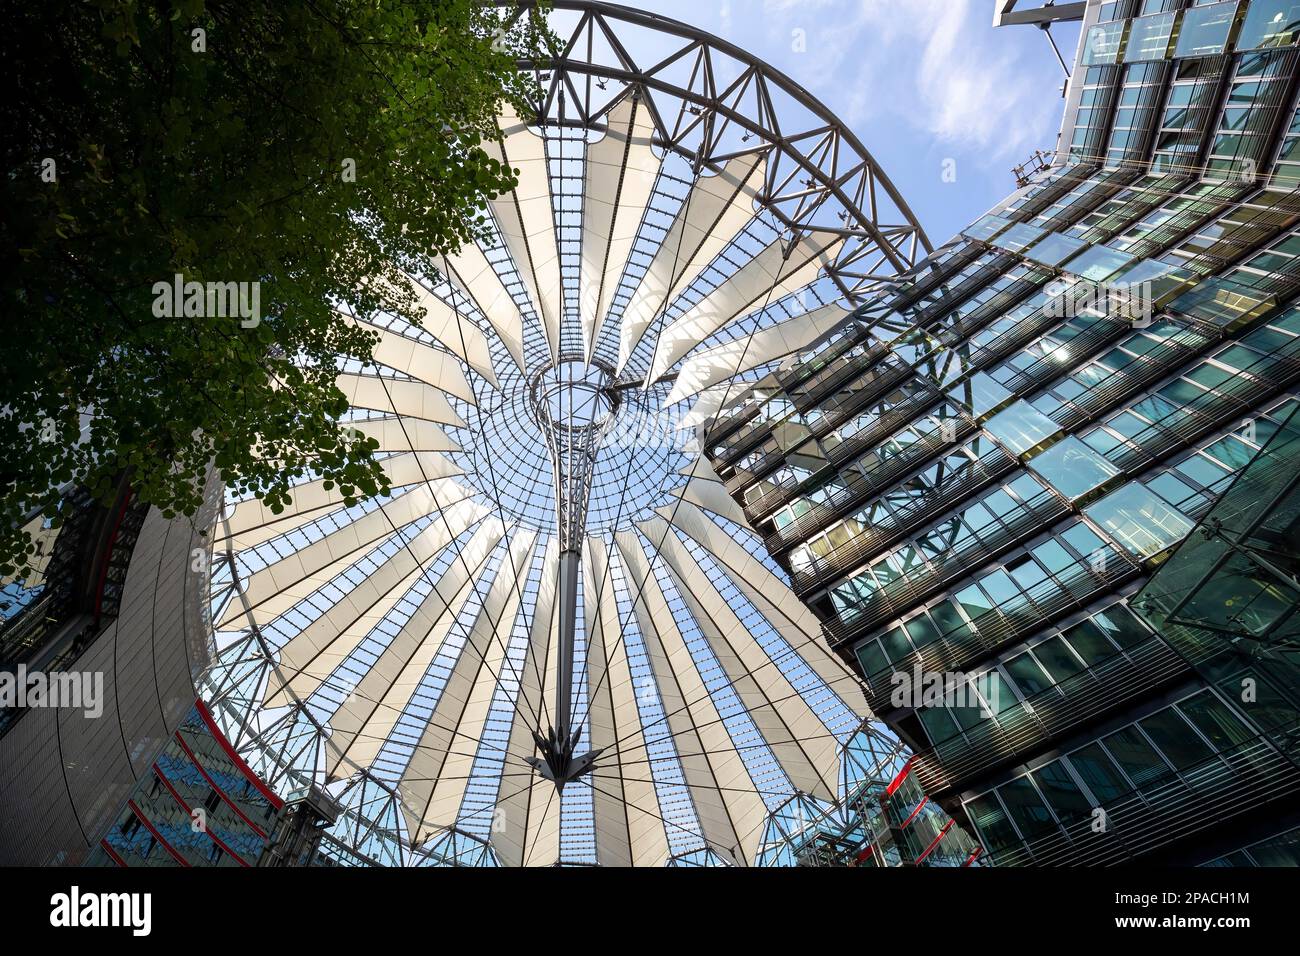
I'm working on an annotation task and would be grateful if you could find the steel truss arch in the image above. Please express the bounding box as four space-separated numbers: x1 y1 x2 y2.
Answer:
500 0 932 298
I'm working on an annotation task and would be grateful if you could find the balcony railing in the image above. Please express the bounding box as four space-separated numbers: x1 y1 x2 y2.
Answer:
983 737 1300 866
856 544 1142 712
722 365 920 494
0 592 58 671
729 312 1124 519
886 242 987 310
775 338 893 422
819 491 1071 639
907 254 1019 322
1009 162 1104 221
710 337 905 473
754 418 983 540
1112 347 1300 475
909 635 1192 795
1052 328 1221 432
788 448 1018 595
0 478 149 738
995 318 1140 399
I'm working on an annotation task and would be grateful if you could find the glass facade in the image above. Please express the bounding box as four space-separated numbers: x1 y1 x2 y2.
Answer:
755 725 984 867
87 701 286 867
1132 401 1300 756
705 0 1300 865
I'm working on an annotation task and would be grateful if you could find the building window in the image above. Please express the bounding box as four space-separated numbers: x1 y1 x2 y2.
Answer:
1083 21 1128 65
1239 0 1300 50
985 400 1062 455
1067 244 1137 281
1126 11 1178 62
1023 231 1089 267
1085 482 1195 557
1027 435 1122 500
1173 2 1240 58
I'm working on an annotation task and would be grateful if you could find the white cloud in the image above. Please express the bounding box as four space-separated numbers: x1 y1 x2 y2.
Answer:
753 0 1065 163
913 0 1061 156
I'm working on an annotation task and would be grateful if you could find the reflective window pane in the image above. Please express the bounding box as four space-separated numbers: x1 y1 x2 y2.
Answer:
986 400 1062 455
1067 244 1137 281
1028 435 1122 500
1024 231 1089 266
998 777 1057 841
1085 482 1195 558
1174 2 1239 58
1083 21 1127 65
1237 0 1300 50
1068 742 1133 803
1125 11 1177 61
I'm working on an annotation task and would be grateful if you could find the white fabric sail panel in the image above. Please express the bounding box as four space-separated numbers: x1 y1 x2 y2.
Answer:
487 107 563 362
494 536 559 867
642 515 840 801
662 475 750 527
665 303 849 406
657 536 840 800
216 480 477 628
508 533 591 866
438 246 526 373
263 557 423 711
617 154 767 373
676 454 725 484
656 499 822 638
350 276 496 385
514 540 571 868
335 373 465 427
219 451 462 552
518 763 564 867
678 379 765 430
614 531 763 866
398 274 498 385
582 535 670 867
580 534 631 866
525 537 565 860
648 229 844 383
580 96 661 359
402 529 538 841
345 416 460 455
328 518 508 779
261 498 487 709
658 501 859 698
361 451 463 491
338 316 477 405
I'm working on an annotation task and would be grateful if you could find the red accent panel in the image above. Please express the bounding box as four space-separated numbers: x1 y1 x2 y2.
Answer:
915 819 955 865
962 847 984 867
193 698 284 809
98 839 127 867
92 489 133 623
885 756 915 798
899 795 929 829
151 763 250 867
173 732 269 838
128 799 189 866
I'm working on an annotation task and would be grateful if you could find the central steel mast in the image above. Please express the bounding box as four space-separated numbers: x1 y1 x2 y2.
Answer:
526 355 620 788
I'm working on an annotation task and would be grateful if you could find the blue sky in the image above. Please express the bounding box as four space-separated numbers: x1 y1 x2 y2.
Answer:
627 0 1082 250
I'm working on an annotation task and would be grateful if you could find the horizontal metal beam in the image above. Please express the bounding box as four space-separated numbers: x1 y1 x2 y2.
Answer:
993 1 1086 27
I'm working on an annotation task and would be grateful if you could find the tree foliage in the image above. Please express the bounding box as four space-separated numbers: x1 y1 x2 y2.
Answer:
1 0 551 576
